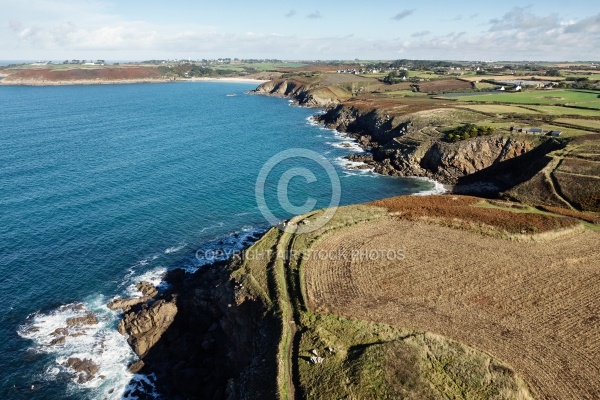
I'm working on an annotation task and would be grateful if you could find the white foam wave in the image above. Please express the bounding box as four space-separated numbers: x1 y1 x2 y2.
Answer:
164 242 186 254
334 157 374 173
199 222 224 233
305 115 320 126
18 298 140 399
412 177 448 195
234 211 255 217
123 373 158 400
326 141 365 153
16 223 267 399
187 226 266 272
341 169 378 178
125 266 168 297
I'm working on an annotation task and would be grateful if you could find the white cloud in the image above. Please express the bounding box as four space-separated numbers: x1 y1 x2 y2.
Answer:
564 13 600 34
489 6 559 32
1 2 598 61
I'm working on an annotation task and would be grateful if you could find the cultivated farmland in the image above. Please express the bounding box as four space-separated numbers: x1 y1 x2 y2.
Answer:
443 90 600 107
304 201 600 400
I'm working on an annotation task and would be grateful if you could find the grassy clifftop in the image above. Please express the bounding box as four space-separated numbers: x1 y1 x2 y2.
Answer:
255 72 599 212
228 195 600 399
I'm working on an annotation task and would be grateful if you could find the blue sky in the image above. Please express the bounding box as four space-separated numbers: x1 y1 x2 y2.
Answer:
1 0 599 61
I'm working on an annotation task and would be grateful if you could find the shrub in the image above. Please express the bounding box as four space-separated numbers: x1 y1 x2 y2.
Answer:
445 123 496 142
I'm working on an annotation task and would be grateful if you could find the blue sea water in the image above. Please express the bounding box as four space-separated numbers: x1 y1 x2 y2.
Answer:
0 82 437 399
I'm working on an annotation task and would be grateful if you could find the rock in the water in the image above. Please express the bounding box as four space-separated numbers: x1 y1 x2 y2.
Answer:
66 312 98 326
136 281 158 297
107 296 150 311
64 357 99 383
128 360 145 374
49 336 66 346
51 327 68 337
118 299 178 357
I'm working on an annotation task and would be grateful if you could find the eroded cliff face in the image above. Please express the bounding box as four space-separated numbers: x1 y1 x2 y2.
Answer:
405 136 535 183
318 104 538 189
254 79 338 107
114 262 278 399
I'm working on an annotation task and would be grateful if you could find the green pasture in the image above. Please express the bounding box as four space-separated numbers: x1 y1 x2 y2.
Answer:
446 90 600 107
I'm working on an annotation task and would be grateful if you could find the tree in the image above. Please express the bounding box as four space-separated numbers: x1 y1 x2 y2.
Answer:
383 71 397 84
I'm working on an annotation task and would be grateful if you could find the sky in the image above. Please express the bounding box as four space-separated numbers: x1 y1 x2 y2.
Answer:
1 0 599 61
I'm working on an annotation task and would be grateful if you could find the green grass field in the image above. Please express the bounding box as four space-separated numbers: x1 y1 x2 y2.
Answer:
244 62 307 71
447 90 600 107
556 118 600 130
561 72 600 80
455 104 541 114
522 105 600 116
574 102 600 109
473 81 497 90
383 89 428 97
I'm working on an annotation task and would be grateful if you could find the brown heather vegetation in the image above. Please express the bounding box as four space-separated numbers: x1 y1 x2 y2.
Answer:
537 204 600 224
558 157 600 176
370 195 580 235
554 171 600 212
416 78 473 93
3 66 164 82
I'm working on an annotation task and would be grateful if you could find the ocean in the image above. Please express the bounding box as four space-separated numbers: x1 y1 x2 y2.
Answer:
0 81 437 399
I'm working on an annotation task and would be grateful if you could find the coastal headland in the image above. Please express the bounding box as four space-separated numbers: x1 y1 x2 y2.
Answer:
0 63 273 85
112 196 599 399
11 61 598 398
111 63 598 398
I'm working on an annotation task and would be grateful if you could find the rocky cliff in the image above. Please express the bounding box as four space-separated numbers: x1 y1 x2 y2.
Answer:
316 104 551 193
253 79 338 107
114 261 278 399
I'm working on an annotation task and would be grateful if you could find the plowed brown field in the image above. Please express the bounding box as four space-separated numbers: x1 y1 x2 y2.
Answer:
304 218 600 399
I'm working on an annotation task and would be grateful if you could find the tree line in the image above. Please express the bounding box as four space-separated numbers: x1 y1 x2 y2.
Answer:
445 124 496 142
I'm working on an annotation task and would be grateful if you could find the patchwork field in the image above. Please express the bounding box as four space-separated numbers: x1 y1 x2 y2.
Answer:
304 201 600 400
455 104 541 114
444 90 600 107
517 105 600 116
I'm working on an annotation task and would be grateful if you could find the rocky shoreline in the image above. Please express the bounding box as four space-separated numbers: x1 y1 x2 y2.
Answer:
106 78 576 398
254 79 566 198
109 259 278 399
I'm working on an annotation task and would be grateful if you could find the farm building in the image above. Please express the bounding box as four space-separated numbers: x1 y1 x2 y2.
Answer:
528 128 544 134
548 130 562 137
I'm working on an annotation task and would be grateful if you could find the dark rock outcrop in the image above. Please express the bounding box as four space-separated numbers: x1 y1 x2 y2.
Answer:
65 312 98 326
316 103 541 192
118 261 278 399
254 79 337 107
107 296 151 311
136 281 158 297
63 357 99 383
117 298 178 358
